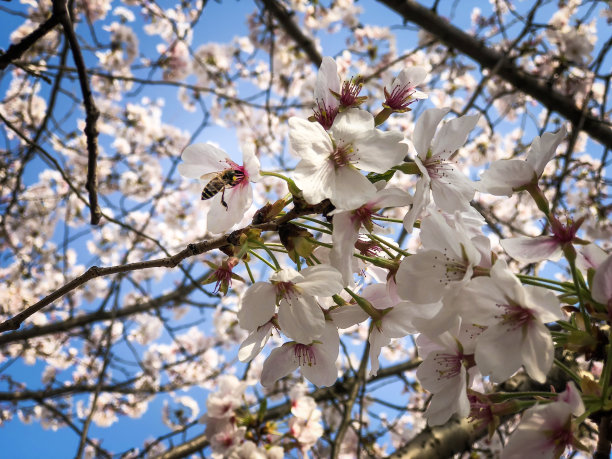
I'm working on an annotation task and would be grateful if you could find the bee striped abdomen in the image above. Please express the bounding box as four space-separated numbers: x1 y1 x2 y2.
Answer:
201 168 245 209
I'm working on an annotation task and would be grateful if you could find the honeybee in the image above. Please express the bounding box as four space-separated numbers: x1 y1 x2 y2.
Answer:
201 168 245 209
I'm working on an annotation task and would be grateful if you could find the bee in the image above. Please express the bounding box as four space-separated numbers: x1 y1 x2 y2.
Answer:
201 168 245 209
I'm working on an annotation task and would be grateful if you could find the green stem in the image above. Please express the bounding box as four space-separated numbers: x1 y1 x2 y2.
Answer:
294 221 332 235
244 261 256 283
368 233 409 257
260 171 301 196
371 215 404 224
249 249 277 271
300 215 333 229
600 331 612 400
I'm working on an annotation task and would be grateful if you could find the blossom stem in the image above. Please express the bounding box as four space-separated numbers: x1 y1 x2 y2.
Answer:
260 170 302 196
344 288 382 320
294 221 332 235
370 215 404 224
367 233 409 257
243 260 256 283
564 244 591 333
300 216 333 229
515 275 568 292
525 182 550 217
248 249 278 271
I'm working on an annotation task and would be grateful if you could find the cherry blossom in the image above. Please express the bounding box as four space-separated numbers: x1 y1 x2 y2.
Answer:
403 108 479 232
289 109 408 211
260 321 340 387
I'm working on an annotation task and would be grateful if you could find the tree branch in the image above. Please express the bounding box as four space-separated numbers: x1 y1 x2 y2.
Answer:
53 0 102 224
0 14 60 70
378 0 612 148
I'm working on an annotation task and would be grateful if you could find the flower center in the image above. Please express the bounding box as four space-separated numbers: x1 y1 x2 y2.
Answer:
329 144 354 169
496 300 534 330
274 281 299 300
433 352 463 381
383 83 417 111
424 158 455 183
313 100 338 130
294 344 316 367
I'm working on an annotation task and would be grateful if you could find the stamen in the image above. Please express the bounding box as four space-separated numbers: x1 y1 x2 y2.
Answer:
294 344 316 367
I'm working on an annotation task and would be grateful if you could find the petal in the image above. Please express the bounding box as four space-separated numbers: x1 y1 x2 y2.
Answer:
475 325 523 383
520 321 554 383
352 129 408 173
329 304 369 329
206 183 252 234
396 252 449 304
330 211 360 286
293 159 335 205
500 236 562 263
424 374 469 426
302 345 338 387
238 282 277 330
381 302 419 337
402 171 430 233
261 344 299 387
368 328 391 377
592 254 612 305
431 114 479 160
238 323 273 362
298 264 344 297
413 108 450 158
430 166 475 212
371 187 412 209
394 67 427 87
329 108 375 141
178 143 230 178
241 143 261 181
289 117 333 163
278 296 326 344
526 126 566 177
476 160 535 196
331 166 377 211
314 56 341 109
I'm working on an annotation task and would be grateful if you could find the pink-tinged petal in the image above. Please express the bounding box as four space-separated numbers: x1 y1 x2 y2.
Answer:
329 108 374 141
429 165 474 212
557 381 585 416
330 304 369 329
576 243 608 272
352 129 407 173
241 143 261 181
592 254 612 305
297 264 344 297
314 56 341 109
289 117 333 163
331 166 377 211
261 344 299 387
521 321 554 383
368 328 391 377
238 322 273 362
431 114 479 160
206 183 252 234
293 159 335 205
270 268 302 283
475 160 535 196
278 296 325 344
526 127 566 177
475 325 523 383
238 282 277 330
362 283 397 309
500 236 562 263
420 212 463 259
413 108 450 158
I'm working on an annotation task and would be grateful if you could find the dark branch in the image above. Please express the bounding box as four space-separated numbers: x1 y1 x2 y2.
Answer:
0 14 60 70
378 0 612 148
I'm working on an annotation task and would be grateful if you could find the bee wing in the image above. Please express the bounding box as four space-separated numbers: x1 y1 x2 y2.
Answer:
199 172 219 181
